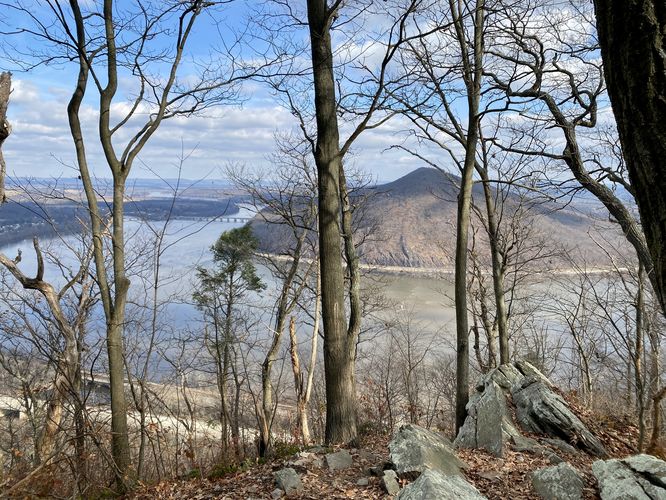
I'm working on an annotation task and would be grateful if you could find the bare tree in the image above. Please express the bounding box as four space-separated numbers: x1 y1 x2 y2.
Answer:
389 0 490 430
0 233 96 494
227 133 320 453
485 1 655 294
261 0 420 443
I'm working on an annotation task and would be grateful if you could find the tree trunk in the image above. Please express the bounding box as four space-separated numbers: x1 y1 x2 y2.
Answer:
0 71 10 203
594 0 666 315
635 263 646 451
289 316 314 445
452 0 485 433
307 0 357 445
478 168 509 364
108 175 132 483
648 385 666 455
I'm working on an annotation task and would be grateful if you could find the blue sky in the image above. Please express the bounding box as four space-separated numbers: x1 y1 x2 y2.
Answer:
0 1 421 183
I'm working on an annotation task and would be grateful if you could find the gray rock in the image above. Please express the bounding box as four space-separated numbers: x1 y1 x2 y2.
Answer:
289 451 324 468
477 363 523 391
546 452 565 465
273 467 302 497
531 463 584 500
356 477 370 486
543 438 580 456
381 469 401 496
512 378 607 457
271 488 284 500
398 469 486 500
390 424 467 478
510 434 543 454
325 449 353 470
593 454 666 500
458 362 601 459
455 380 518 456
623 454 666 487
515 360 553 387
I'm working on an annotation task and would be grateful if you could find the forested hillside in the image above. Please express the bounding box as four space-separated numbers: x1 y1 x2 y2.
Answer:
252 167 619 269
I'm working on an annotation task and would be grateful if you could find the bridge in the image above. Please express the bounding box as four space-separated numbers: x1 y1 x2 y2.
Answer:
218 216 253 223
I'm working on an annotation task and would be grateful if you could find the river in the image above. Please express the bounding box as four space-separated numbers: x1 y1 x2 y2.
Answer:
0 208 457 352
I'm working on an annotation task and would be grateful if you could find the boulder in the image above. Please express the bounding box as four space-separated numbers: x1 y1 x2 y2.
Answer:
457 361 608 458
531 463 584 500
325 449 353 470
390 424 467 478
273 467 302 497
381 469 401 496
356 477 369 487
593 454 666 500
454 380 518 457
511 377 607 457
397 469 486 500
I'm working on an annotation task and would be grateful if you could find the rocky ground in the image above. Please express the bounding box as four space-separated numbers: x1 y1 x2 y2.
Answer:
127 362 661 500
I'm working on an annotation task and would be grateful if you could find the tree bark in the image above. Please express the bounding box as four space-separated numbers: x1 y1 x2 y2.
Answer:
477 168 509 364
594 0 666 314
0 71 10 203
307 0 357 445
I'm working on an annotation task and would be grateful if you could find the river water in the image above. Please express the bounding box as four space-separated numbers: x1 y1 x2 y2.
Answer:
0 208 457 350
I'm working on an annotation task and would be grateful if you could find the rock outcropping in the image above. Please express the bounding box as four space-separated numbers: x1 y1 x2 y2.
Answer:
455 362 607 458
388 424 485 499
593 454 666 500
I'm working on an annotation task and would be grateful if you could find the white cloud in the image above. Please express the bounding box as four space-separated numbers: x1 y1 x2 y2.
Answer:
3 77 424 183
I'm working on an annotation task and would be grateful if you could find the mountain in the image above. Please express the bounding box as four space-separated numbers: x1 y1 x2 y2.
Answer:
251 167 622 270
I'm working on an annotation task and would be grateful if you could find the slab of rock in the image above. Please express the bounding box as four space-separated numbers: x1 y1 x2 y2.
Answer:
356 477 369 487
531 463 584 500
515 360 553 387
593 454 666 500
477 363 523 391
511 378 607 457
397 469 486 500
390 424 467 478
510 434 543 454
455 380 518 457
274 468 302 497
381 469 401 496
326 449 353 470
543 438 580 456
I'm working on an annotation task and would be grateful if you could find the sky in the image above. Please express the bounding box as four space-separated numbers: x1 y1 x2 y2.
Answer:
0 1 423 184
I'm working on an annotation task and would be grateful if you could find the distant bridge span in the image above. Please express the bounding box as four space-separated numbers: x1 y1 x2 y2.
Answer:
219 216 253 223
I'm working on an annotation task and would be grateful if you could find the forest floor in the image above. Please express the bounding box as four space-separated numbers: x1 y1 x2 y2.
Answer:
126 394 641 500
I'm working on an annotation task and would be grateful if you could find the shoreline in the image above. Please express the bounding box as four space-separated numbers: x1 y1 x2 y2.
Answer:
255 252 631 279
